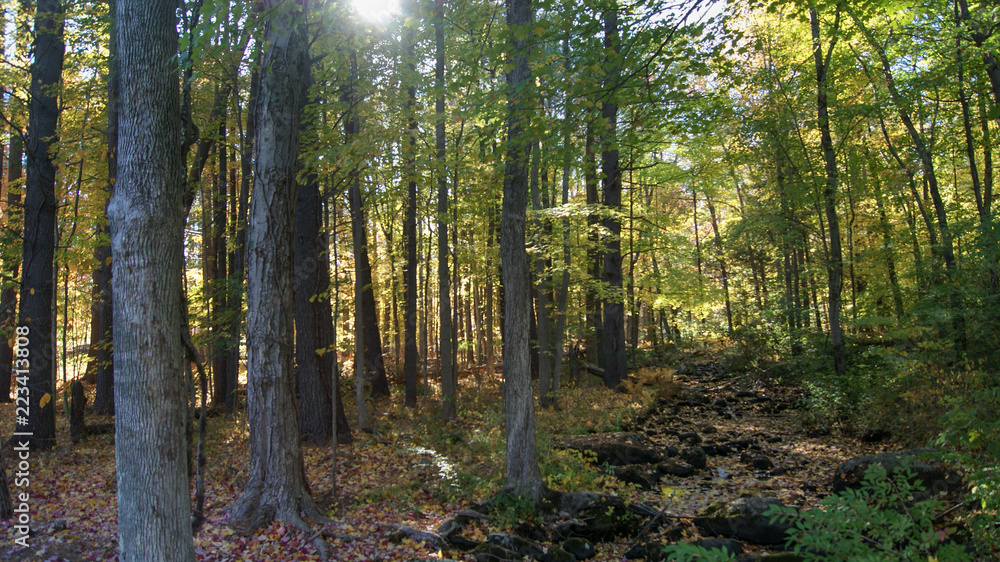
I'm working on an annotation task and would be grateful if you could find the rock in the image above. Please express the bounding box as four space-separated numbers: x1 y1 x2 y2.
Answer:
680 446 707 469
487 533 545 560
615 464 661 489
624 542 666 561
446 535 480 551
694 497 791 545
542 547 577 562
735 391 756 398
831 448 963 494
703 444 732 457
699 424 718 434
678 432 702 445
559 433 663 466
472 543 523 562
713 398 728 407
726 438 756 451
752 456 774 471
698 538 744 556
658 461 696 478
438 518 464 538
389 526 443 550
562 537 596 559
514 521 549 543
551 492 643 540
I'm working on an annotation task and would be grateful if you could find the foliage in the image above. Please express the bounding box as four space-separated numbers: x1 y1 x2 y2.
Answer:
934 369 1000 549
765 461 972 561
660 542 735 561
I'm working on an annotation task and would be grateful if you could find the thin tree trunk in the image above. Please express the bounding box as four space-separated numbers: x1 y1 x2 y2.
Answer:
436 0 455 420
402 0 420 407
226 63 257 413
584 121 603 368
0 133 23 403
706 195 733 333
811 7 847 379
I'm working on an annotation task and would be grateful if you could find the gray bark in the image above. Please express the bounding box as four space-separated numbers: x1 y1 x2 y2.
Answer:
501 0 543 502
110 0 195 558
228 0 323 532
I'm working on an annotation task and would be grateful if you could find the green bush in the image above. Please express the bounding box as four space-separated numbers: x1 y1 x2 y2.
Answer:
765 460 971 561
935 370 1000 550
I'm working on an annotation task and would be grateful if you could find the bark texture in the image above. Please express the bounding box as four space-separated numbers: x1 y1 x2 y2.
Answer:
110 0 195 558
16 0 64 449
501 0 543 502
228 0 322 532
600 3 626 390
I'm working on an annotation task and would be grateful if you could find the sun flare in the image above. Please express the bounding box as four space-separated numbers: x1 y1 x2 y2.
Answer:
352 0 399 22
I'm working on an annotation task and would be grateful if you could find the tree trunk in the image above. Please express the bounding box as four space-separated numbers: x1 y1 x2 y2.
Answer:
811 7 847 380
16 0 63 450
110 0 194 558
211 119 229 407
91 8 116 415
501 0 543 502
706 195 733 334
0 133 23 403
584 121 603 368
226 63 258 413
436 0 455 420
228 0 323 533
601 3 626 390
294 167 350 445
402 0 420 407
532 141 553 406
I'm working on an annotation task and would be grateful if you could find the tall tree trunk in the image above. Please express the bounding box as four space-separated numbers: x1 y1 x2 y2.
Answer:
294 168 350 444
550 42 572 408
226 63 257 413
584 121 603 367
228 0 324 534
706 195 733 333
532 141 552 405
436 0 455 420
344 47 389 399
600 3 626 390
0 133 23 403
811 7 847 380
402 0 420 407
502 0 543 501
111 0 194 558
91 4 116 415
16 0 64 450
211 119 229 406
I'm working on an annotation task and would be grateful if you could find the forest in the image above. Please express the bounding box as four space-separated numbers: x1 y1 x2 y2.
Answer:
0 0 998 559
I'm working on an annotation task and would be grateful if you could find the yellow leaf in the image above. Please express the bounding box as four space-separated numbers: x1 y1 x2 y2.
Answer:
30 288 35 295
40 393 51 408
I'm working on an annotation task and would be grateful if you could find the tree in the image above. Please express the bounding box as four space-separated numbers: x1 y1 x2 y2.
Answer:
600 1 626 390
110 0 195 557
228 0 325 536
16 0 64 450
501 0 543 502
435 0 456 420
810 5 847 380
402 0 420 407
91 0 117 416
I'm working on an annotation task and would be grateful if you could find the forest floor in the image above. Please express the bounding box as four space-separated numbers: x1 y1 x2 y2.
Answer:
0 350 945 561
